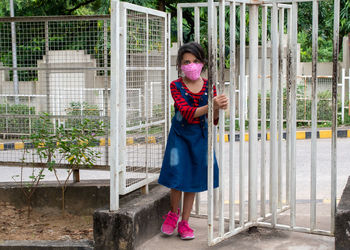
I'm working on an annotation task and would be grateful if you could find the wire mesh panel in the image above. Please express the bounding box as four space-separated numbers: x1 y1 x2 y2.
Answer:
296 76 334 123
0 16 110 169
119 3 168 194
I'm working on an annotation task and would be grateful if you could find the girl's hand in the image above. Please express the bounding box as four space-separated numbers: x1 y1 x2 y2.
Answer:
213 94 229 110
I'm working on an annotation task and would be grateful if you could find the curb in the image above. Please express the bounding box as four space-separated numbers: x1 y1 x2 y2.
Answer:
93 184 170 250
0 240 93 250
1 129 349 150
219 129 350 142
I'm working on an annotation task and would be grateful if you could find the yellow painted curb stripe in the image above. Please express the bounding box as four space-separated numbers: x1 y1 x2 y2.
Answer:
323 198 340 204
245 133 249 141
0 144 4 150
224 200 240 205
217 134 230 142
14 142 24 150
100 138 106 146
296 131 306 140
224 134 229 142
319 130 332 139
266 132 270 141
126 137 134 145
146 136 156 143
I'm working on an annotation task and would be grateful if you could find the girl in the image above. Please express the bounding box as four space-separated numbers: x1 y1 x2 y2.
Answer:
158 42 228 240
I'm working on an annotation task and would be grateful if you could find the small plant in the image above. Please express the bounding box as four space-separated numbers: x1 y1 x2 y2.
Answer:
54 118 104 213
20 112 104 214
12 164 45 218
13 113 55 217
0 103 36 135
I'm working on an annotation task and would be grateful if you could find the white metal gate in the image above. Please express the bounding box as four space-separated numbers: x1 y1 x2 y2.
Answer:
110 1 170 210
178 0 340 246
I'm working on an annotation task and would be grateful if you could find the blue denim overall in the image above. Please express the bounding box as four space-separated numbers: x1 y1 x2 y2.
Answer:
158 80 219 192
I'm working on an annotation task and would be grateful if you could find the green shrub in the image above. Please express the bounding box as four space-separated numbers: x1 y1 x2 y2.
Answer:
0 104 36 134
65 101 103 132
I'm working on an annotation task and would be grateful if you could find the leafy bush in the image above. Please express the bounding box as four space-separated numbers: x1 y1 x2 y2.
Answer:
21 112 104 213
0 104 36 134
65 101 103 131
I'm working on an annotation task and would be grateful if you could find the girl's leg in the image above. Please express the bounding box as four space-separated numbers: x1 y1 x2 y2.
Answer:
182 192 195 221
170 189 182 213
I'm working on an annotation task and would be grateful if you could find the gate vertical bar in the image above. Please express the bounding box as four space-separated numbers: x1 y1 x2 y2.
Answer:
218 0 225 237
164 12 170 156
310 0 318 232
194 5 201 215
239 2 246 227
278 7 284 210
207 0 215 244
120 5 127 194
270 2 279 226
177 6 184 212
110 0 120 211
177 6 183 47
290 1 298 228
260 5 267 218
248 3 258 222
213 2 219 220
194 7 200 43
286 7 291 206
229 0 236 231
167 13 172 135
331 0 340 234
341 69 345 123
103 20 110 167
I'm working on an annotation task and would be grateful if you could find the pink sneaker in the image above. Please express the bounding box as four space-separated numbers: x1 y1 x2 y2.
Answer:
178 221 195 240
161 209 179 236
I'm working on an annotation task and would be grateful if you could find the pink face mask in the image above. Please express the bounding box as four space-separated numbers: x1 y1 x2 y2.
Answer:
181 63 204 81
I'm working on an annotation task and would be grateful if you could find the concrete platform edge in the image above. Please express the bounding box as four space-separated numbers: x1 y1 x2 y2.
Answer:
93 185 170 250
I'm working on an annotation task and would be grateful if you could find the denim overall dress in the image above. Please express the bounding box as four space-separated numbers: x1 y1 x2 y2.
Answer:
158 80 219 192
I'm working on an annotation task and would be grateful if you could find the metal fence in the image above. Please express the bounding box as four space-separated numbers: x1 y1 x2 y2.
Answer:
0 15 110 170
0 10 168 196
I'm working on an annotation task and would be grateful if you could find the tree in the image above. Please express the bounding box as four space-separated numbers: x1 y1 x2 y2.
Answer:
0 0 349 62
0 0 110 16
297 0 350 61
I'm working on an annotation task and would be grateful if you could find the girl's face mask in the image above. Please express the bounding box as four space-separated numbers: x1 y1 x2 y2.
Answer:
181 62 204 81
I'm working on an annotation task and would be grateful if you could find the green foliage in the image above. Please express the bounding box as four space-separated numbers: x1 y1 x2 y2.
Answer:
0 19 109 81
0 0 111 16
65 101 103 130
20 112 104 212
57 118 103 168
11 167 46 218
0 104 36 135
26 113 57 167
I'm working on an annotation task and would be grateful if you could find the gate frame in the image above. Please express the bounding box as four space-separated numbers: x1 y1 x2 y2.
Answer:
177 0 340 246
110 0 170 210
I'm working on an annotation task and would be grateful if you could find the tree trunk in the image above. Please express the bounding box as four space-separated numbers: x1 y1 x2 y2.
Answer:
157 0 165 11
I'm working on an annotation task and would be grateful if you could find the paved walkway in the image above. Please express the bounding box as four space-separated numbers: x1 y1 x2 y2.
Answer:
139 199 335 249
139 216 334 250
